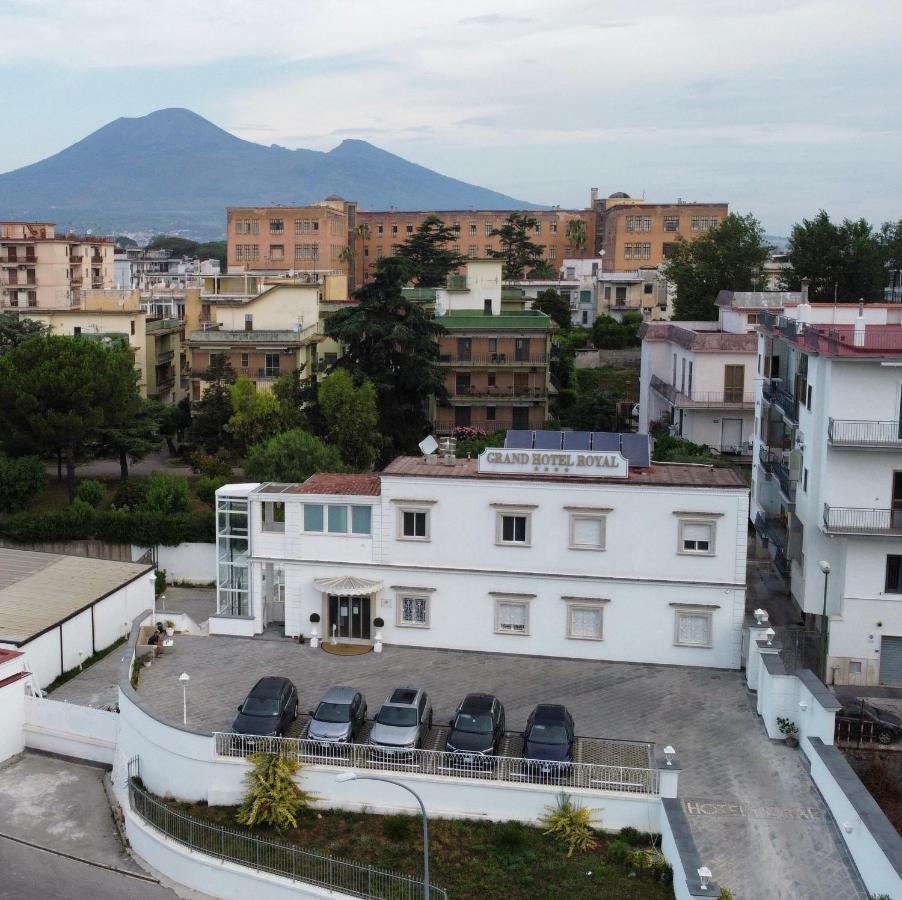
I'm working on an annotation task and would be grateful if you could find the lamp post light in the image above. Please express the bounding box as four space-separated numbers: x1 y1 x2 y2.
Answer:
336 772 430 899
819 561 831 683
179 672 190 725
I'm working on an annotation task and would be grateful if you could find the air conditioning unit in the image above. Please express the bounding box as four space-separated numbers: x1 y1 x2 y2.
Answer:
795 431 805 450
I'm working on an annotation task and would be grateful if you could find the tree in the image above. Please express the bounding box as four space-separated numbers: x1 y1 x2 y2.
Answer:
785 211 886 301
663 213 770 320
317 370 381 470
272 368 315 430
146 235 199 256
191 353 236 452
245 429 347 483
195 240 227 269
226 376 286 456
0 454 45 513
97 398 163 483
528 259 559 280
489 213 546 279
567 369 617 431
532 289 570 329
0 314 49 356
591 312 642 349
566 218 589 256
159 397 192 455
326 257 447 459
144 472 190 514
393 215 466 287
236 752 315 832
0 336 144 501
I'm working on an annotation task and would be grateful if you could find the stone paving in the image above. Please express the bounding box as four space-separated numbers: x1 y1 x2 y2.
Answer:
131 636 868 900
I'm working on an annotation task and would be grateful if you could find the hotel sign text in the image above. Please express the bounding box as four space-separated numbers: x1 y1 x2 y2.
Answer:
478 448 629 478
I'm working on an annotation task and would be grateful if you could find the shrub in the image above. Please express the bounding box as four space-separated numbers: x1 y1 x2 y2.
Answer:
382 814 414 841
112 478 147 510
606 838 631 864
236 752 315 831
75 479 106 507
373 617 384 628
155 569 167 596
618 826 647 846
194 475 228 506
540 793 599 858
144 473 190 514
309 613 320 623
0 454 45 513
189 448 233 479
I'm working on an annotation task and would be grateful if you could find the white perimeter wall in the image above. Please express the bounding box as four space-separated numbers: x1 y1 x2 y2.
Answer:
24 696 118 765
133 543 216 584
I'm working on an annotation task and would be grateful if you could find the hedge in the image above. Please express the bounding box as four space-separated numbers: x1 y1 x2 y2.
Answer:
0 508 215 546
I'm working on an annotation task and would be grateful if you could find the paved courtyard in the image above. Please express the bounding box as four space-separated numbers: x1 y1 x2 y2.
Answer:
132 635 867 900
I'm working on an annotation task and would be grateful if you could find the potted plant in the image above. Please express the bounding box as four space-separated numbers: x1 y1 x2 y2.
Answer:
777 717 799 747
309 613 320 624
164 619 175 637
373 617 385 654
308 612 321 648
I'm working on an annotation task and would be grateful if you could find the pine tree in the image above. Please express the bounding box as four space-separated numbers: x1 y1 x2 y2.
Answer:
393 215 466 287
489 213 546 279
236 752 315 832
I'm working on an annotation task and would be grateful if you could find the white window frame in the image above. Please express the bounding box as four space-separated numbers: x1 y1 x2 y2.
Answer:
494 508 532 547
673 607 714 648
302 502 372 536
398 506 430 542
677 517 717 556
567 510 608 551
261 501 285 533
565 600 606 641
396 592 431 628
494 598 530 636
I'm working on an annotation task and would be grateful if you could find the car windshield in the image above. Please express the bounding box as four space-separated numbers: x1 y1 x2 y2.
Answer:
845 703 879 718
528 723 568 744
241 696 279 717
376 706 418 727
315 701 351 724
453 712 493 734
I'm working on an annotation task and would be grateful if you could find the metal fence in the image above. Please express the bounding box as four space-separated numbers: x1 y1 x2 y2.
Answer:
828 419 902 448
213 732 660 795
823 504 902 534
127 760 447 900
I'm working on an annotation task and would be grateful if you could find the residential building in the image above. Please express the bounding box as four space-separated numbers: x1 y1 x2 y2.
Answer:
226 201 355 278
639 291 802 454
0 221 113 310
213 431 748 669
753 300 902 686
597 269 668 321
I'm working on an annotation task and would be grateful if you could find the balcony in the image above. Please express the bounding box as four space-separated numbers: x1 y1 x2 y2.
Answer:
823 505 902 535
450 386 547 401
754 512 787 549
773 457 797 505
438 353 548 366
155 349 175 365
758 445 774 474
257 367 282 380
828 419 902 449
90 255 104 265
70 254 83 264
772 385 798 423
649 374 755 409
151 376 175 394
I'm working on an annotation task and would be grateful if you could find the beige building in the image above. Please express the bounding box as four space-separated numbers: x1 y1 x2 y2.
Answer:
0 222 113 310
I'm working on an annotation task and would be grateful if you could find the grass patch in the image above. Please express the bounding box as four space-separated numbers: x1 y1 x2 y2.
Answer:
163 799 673 899
45 634 128 694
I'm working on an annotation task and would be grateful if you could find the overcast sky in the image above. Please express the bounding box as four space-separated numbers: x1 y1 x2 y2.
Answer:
0 0 899 234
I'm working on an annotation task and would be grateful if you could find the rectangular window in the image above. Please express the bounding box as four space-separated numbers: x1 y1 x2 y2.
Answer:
351 505 372 535
240 352 249 368
674 610 713 647
294 244 320 260
550 221 558 234
486 406 497 421
679 519 715 555
663 216 679 232
643 283 654 294
803 468 809 492
328 505 348 533
269 244 284 260
567 603 604 640
569 514 606 550
484 245 493 256
469 223 477 236
886 555 902 593
406 224 414 235
269 219 284 234
376 224 384 235
624 243 633 259
400 509 429 539
391 224 398 236
663 242 675 259
398 594 430 628
468 245 477 258
262 501 285 533
497 512 530 545
549 247 556 260
294 220 319 234
496 599 529 634
303 504 324 532
485 222 493 236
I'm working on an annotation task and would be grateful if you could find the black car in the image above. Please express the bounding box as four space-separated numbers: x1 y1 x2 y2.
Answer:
836 700 902 745
445 693 506 763
523 704 575 775
233 676 299 738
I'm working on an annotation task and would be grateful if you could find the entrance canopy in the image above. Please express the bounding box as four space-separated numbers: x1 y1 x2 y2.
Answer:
314 575 383 596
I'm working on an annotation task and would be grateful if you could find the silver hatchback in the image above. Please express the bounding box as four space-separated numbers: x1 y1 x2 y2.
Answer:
368 687 433 754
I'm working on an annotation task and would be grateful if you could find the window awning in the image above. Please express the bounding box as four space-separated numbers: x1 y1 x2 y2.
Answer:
314 576 383 596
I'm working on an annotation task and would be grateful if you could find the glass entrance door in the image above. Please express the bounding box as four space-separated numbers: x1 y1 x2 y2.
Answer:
328 594 372 640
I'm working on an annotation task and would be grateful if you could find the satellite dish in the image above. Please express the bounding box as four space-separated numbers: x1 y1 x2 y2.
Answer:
418 435 439 456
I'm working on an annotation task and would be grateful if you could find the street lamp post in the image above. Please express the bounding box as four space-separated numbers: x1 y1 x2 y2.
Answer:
336 772 430 898
179 672 190 725
818 561 831 682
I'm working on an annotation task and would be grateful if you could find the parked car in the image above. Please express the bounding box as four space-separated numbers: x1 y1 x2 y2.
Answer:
232 676 298 738
522 704 575 776
445 693 506 764
308 686 367 743
836 700 902 745
369 687 433 754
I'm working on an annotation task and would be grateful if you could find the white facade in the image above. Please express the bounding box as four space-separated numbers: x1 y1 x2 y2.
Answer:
752 303 902 685
215 450 749 668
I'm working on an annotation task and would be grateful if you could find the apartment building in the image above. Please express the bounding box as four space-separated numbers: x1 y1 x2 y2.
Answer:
753 301 902 686
226 201 354 277
0 221 113 310
597 270 668 321
639 292 802 454
214 431 748 669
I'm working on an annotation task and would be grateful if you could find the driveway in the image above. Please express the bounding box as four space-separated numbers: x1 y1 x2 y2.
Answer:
131 635 867 900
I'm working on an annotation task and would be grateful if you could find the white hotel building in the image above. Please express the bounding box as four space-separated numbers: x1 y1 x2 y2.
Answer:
214 435 749 669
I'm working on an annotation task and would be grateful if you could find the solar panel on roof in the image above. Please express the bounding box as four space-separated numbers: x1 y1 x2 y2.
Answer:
533 431 563 450
505 430 533 449
621 433 651 468
591 432 620 451
563 431 592 451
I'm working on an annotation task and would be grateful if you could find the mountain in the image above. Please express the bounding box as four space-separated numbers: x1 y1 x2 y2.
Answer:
0 108 540 240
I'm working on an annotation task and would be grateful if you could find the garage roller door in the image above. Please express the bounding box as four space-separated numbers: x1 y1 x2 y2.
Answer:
880 636 902 684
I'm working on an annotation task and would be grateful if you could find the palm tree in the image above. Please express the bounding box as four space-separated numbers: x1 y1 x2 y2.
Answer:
353 222 372 284
566 218 588 256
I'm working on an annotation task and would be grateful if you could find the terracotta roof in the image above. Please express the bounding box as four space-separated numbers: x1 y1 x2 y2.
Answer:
290 473 382 496
381 456 747 489
639 322 756 353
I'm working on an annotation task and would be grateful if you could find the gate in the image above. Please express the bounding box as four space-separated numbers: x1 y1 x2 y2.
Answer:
774 625 821 674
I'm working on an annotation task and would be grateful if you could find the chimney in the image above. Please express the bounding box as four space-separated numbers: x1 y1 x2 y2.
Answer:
854 300 866 347
801 277 809 305
590 187 599 207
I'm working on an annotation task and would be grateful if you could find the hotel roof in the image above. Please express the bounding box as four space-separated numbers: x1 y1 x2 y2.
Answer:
289 473 382 496
0 548 152 645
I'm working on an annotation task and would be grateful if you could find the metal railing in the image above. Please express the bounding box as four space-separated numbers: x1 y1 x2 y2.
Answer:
773 385 798 422
773 458 797 504
834 717 892 747
213 733 659 795
450 386 547 400
127 770 446 899
828 419 902 448
758 445 774 474
438 354 548 366
649 375 755 408
823 504 902 534
754 512 788 550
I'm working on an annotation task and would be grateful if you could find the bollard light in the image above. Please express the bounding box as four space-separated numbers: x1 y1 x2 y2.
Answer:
753 608 768 625
697 866 712 890
179 672 190 724
663 745 675 766
765 627 776 645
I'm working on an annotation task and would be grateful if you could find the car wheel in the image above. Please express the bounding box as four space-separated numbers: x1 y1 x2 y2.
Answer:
877 730 894 745
293 702 299 721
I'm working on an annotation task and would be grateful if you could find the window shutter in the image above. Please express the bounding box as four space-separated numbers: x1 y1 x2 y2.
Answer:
683 523 710 542
886 555 901 592
570 606 602 638
573 517 604 547
499 602 527 631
